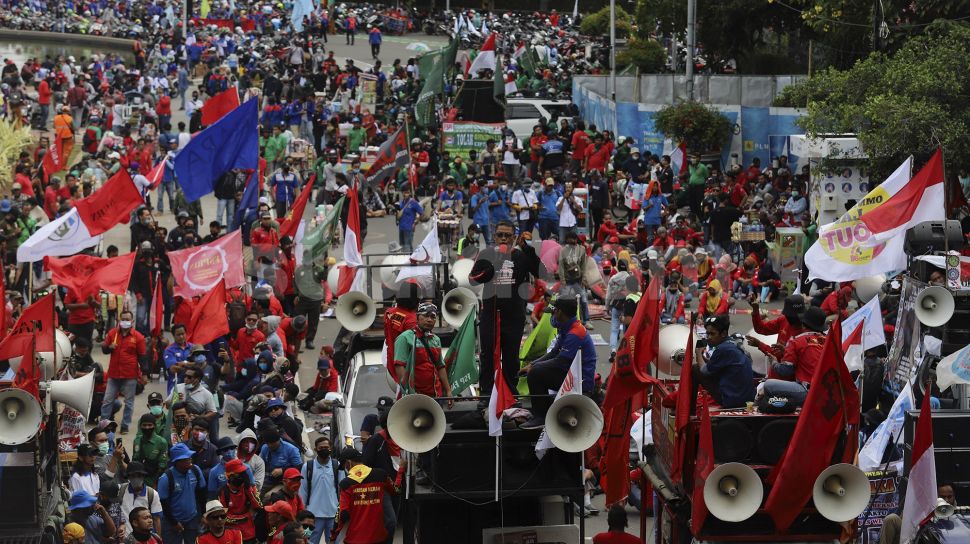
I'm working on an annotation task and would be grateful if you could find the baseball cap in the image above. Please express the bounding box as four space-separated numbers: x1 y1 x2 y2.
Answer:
283 468 303 480
215 436 236 452
416 302 438 316
544 177 555 186
68 490 98 510
224 458 247 474
376 396 394 412
267 398 285 409
147 392 164 405
139 413 156 425
340 447 362 462
265 501 295 521
126 461 148 476
317 358 331 370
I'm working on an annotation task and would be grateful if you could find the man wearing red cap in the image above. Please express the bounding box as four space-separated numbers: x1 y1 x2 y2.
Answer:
265 501 295 544
217 459 262 544
268 468 307 519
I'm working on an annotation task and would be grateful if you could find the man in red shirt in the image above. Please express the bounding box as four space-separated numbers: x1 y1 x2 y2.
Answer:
570 121 591 175
101 309 147 434
583 134 611 174
747 294 806 363
280 315 307 360
218 459 262 542
333 447 398 544
265 501 295 544
197 500 243 544
64 287 97 345
44 177 60 219
382 284 418 382
37 75 52 127
268 468 307 519
528 125 549 180
592 505 640 544
776 306 827 386
232 310 266 362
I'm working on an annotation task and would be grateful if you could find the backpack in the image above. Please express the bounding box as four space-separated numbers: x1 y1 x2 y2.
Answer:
227 292 247 334
303 458 341 503
165 466 205 515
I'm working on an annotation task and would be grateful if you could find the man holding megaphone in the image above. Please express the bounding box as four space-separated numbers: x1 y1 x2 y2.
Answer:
393 302 453 405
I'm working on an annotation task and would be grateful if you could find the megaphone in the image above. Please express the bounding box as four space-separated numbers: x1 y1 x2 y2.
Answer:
545 394 604 453
853 274 885 303
936 498 956 520
658 324 691 376
48 371 95 416
452 259 475 288
0 388 44 445
387 394 446 453
442 288 477 328
745 329 778 376
326 260 346 294
812 463 871 522
915 286 955 328
335 292 376 332
703 463 764 522
380 255 410 291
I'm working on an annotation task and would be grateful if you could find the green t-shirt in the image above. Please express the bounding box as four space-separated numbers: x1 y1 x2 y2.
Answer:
688 162 710 186
347 127 367 152
131 432 170 488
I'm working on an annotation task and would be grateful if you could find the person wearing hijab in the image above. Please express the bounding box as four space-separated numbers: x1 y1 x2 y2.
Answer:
698 279 730 318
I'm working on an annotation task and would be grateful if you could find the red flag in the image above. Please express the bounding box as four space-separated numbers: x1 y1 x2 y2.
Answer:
168 230 246 298
188 281 229 345
42 138 66 180
279 174 316 239
146 160 165 190
74 169 144 235
0 293 55 353
149 274 164 337
201 86 241 126
763 320 860 532
12 335 40 402
601 273 661 412
900 389 937 542
336 188 364 296
0 332 32 362
44 253 136 300
691 396 715 535
601 400 633 505
487 312 516 436
670 320 695 485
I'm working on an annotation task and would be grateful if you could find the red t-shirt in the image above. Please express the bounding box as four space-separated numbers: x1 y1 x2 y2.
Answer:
584 144 610 172
592 530 641 544
233 328 267 362
571 130 590 160
220 485 261 540
65 289 95 325
103 328 147 379
313 369 339 393
197 529 243 544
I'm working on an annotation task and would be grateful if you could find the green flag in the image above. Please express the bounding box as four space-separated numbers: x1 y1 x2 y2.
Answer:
443 37 459 76
415 48 446 127
445 306 479 395
516 313 556 394
520 46 538 79
303 195 345 262
493 54 506 110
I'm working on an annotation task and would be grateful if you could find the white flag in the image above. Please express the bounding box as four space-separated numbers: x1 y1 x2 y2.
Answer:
936 344 970 392
397 221 441 282
535 352 582 458
17 208 102 263
841 295 886 372
858 381 912 471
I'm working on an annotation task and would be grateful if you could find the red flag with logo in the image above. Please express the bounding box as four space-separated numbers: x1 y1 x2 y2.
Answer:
690 396 715 535
670 320 695 485
763 319 860 531
0 293 55 353
602 273 661 412
42 138 66 180
44 253 136 300
188 281 229 345
74 169 144 235
12 335 40 402
279 174 316 239
149 274 164 337
168 230 246 298
201 86 241 126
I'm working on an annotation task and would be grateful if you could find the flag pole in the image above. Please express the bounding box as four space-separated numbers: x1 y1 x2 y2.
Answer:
941 147 950 255
404 119 417 197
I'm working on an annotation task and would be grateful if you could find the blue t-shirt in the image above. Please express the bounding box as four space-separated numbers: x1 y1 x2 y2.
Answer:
439 190 463 212
398 198 424 231
489 188 512 222
158 466 206 523
471 192 491 227
538 189 562 221
642 194 668 226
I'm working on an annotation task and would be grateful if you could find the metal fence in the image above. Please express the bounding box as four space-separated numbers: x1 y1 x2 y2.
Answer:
572 74 807 107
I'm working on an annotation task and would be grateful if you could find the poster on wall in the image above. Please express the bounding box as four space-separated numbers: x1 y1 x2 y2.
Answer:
442 121 505 161
886 277 922 390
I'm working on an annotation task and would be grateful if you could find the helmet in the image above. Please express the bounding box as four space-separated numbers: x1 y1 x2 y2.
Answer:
411 137 422 145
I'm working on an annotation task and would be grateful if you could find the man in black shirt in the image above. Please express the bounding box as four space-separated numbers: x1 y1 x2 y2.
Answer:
708 194 742 260
588 170 611 237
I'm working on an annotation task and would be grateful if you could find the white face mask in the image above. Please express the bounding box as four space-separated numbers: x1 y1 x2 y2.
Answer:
119 320 132 329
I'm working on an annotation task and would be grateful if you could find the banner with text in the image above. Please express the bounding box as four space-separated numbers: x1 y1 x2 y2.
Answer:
442 121 505 161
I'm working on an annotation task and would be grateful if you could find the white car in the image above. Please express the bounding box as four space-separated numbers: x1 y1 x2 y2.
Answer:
332 349 397 451
505 99 573 144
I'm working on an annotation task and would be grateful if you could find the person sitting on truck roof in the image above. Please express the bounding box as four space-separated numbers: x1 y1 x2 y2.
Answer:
693 315 755 409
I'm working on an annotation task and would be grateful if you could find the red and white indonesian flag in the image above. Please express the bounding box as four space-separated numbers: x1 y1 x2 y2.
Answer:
805 157 915 282
167 230 246 298
670 141 688 176
467 33 497 77
336 188 365 296
488 314 515 437
505 73 517 95
535 352 581 458
862 149 945 245
900 391 938 544
512 42 527 59
840 295 885 372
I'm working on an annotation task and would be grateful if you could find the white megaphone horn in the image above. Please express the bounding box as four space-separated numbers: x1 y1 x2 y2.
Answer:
48 371 96 417
703 463 764 522
812 464 871 522
335 292 376 332
658 324 691 377
386 394 446 453
915 286 955 328
853 274 885 304
442 287 477 328
380 254 410 291
545 394 604 453
0 388 44 445
936 498 956 520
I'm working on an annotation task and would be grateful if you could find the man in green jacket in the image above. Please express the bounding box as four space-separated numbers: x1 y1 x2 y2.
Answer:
687 153 710 217
131 413 170 489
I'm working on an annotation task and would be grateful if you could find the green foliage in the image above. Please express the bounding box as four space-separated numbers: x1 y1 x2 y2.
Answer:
580 5 633 38
774 22 970 176
654 101 732 153
616 39 667 73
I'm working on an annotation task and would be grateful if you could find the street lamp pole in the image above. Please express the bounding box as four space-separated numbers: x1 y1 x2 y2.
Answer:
686 0 696 100
609 0 616 102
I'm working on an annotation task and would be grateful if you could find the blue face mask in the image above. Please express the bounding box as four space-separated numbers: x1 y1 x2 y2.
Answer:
258 362 270 372
240 368 248 377
222 450 237 462
194 354 207 363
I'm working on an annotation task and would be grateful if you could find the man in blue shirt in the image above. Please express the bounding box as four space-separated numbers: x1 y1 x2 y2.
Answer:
641 189 668 239
521 298 596 429
395 186 424 253
488 179 512 235
694 315 755 408
299 436 344 544
163 324 195 395
158 443 206 544
270 163 300 218
469 181 492 244
259 427 303 495
537 178 562 240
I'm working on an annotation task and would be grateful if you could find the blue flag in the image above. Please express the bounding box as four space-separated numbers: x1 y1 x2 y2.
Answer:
291 0 313 32
175 98 258 202
233 171 259 231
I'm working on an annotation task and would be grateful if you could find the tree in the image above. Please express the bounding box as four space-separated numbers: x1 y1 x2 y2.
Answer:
580 5 633 38
654 101 731 153
616 39 667 73
774 21 970 177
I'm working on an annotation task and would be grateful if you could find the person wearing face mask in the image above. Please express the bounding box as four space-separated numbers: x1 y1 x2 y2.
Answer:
269 468 307 522
183 416 220 473
270 162 300 218
395 186 425 253
174 367 218 425
120 464 163 536
70 443 102 496
456 223 482 258
217 459 261 544
207 437 242 500
488 179 512 236
170 402 192 445
132 414 170 489
232 311 267 363
100 309 147 435
299 437 343 544
67 490 116 544
222 357 264 426
164 323 196 394
130 207 155 252
259 428 303 495
236 429 266 490
784 188 808 215
511 179 540 237
124 507 163 544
